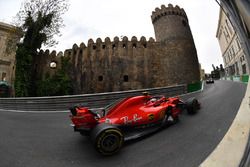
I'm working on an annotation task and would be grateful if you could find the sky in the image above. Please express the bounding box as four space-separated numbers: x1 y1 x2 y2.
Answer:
0 0 223 73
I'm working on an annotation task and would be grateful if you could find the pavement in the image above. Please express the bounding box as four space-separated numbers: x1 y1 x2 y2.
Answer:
0 80 247 167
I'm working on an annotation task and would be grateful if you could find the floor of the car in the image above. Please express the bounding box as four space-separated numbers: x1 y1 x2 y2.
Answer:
123 126 160 141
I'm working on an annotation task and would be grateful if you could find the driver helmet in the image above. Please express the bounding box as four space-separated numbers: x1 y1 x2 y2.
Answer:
150 98 157 102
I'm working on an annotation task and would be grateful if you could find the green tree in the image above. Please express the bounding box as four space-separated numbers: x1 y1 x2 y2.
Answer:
14 0 68 97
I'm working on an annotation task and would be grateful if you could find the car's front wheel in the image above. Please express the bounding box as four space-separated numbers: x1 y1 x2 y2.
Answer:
91 123 124 155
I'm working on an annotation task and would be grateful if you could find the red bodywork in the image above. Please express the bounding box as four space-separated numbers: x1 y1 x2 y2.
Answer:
70 95 183 131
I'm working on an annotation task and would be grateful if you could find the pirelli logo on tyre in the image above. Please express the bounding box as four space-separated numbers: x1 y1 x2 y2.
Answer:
148 114 154 121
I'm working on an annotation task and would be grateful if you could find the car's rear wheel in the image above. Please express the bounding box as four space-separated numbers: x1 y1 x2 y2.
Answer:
91 123 124 155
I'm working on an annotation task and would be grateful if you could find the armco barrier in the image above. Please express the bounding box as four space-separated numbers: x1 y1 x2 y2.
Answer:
0 85 186 111
242 75 249 83
223 75 249 83
187 81 202 93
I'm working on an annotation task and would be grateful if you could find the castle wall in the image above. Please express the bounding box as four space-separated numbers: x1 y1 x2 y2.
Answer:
67 36 157 94
34 3 200 95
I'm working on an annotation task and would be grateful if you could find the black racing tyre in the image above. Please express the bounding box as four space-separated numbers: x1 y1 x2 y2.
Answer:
186 97 199 114
91 123 124 155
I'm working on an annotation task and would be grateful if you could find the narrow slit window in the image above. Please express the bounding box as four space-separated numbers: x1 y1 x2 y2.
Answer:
182 20 187 26
98 75 103 81
124 75 128 82
1 72 6 81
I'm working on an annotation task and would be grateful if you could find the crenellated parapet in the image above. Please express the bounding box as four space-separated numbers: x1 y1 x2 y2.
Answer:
61 36 155 56
38 49 64 63
151 4 193 42
66 36 156 54
35 35 156 74
35 49 66 78
151 4 187 24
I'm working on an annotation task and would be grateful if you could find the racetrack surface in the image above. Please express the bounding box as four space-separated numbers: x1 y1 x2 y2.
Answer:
0 80 247 167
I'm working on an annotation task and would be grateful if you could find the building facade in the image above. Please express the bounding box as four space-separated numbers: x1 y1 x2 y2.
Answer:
0 22 21 86
216 8 249 77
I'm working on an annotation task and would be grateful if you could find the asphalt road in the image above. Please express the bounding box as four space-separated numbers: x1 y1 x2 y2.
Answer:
0 80 247 167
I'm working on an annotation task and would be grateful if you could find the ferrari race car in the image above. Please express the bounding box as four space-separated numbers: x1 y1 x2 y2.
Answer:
69 93 200 155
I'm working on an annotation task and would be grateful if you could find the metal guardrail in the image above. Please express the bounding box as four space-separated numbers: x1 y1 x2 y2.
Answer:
0 85 186 111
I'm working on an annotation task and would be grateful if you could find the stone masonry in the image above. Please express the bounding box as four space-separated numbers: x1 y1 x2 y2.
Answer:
35 4 200 94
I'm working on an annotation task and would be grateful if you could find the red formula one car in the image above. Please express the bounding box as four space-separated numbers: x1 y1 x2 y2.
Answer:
69 93 200 155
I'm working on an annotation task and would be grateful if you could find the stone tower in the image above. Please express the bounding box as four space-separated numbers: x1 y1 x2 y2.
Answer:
151 4 200 84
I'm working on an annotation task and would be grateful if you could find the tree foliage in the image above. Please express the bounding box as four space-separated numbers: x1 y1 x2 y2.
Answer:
15 0 69 47
14 46 33 97
14 0 69 97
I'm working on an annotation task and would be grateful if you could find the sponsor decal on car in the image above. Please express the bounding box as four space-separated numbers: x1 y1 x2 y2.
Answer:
120 114 142 124
148 113 154 121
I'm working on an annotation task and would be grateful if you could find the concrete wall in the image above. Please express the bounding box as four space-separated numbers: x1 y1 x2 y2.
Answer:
0 84 186 111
